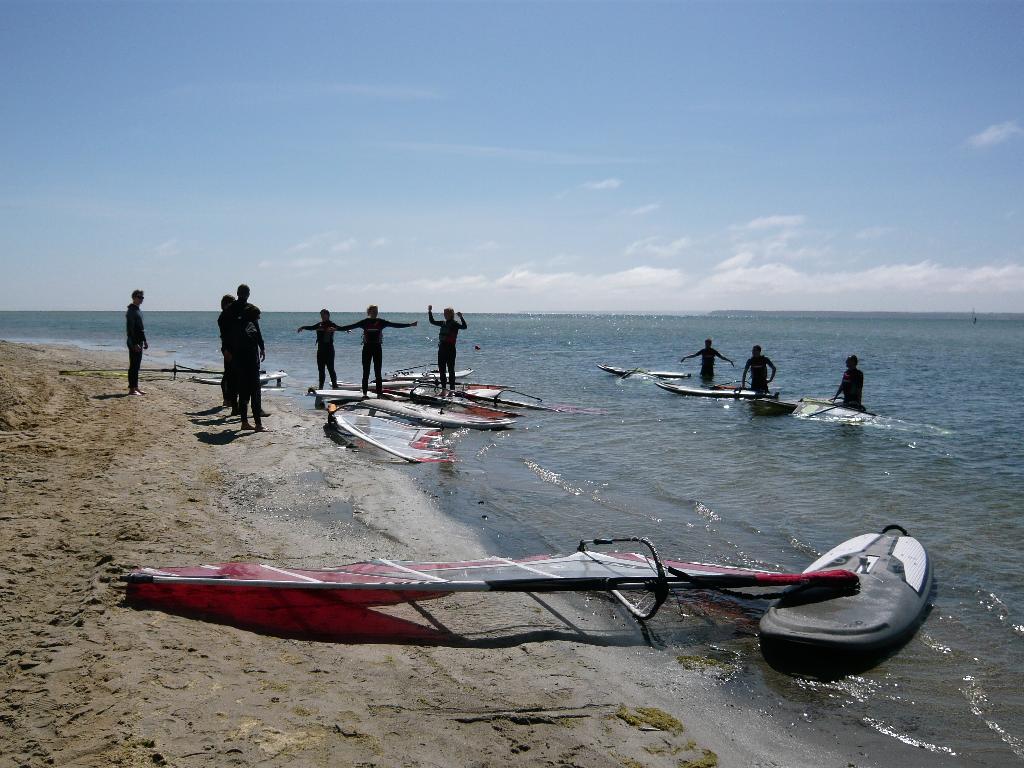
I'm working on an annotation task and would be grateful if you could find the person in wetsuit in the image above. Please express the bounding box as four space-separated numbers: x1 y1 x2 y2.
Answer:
297 309 343 390
236 303 268 432
681 338 734 378
741 345 776 394
832 355 865 410
217 293 237 409
125 289 148 396
337 305 418 396
428 305 467 391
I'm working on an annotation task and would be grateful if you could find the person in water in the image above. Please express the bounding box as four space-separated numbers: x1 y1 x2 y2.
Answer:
297 309 343 390
741 345 776 394
236 303 268 432
337 305 418 396
217 293 237 409
681 338 734 378
832 355 865 410
125 289 148 396
428 305 467 391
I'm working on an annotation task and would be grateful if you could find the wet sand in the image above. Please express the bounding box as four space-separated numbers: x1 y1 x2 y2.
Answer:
0 340 849 767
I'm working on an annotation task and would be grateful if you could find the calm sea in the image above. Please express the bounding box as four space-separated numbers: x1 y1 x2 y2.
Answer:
3 309 1023 765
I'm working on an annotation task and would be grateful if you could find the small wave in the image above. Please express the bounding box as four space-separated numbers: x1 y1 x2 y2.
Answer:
862 717 957 755
963 679 1024 758
694 500 720 523
523 458 584 496
919 631 953 655
978 590 1022 638
795 674 883 705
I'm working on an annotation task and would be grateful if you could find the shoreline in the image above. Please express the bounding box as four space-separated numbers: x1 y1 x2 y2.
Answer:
1 340 859 767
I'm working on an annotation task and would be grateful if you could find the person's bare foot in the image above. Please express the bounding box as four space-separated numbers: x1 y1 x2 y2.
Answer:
254 424 269 432
240 421 255 431
129 389 143 396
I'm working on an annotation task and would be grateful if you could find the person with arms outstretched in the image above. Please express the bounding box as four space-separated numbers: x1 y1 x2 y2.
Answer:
741 345 776 394
297 309 343 389
337 305 418 396
428 305 467 391
832 355 864 410
681 338 734 379
126 289 148 396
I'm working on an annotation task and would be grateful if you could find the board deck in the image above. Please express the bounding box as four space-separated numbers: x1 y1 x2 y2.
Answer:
655 381 777 399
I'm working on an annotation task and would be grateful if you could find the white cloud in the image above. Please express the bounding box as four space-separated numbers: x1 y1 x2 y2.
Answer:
370 237 392 248
622 203 661 216
581 178 622 191
855 226 894 240
714 252 755 271
625 236 692 258
288 257 328 269
153 239 181 258
304 259 1024 312
967 121 1023 149
728 215 827 265
695 260 1024 309
288 232 358 255
740 215 806 231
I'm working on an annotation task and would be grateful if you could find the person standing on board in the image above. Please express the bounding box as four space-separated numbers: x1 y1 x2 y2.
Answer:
336 305 418 396
125 289 148 396
428 305 467 392
741 345 776 394
681 338 734 379
832 355 864 410
217 293 237 410
236 304 268 432
297 309 343 390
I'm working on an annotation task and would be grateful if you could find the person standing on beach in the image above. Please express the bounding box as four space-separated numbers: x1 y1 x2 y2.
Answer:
225 284 266 417
297 309 343 390
125 289 147 396
832 355 865 410
428 305 467 391
217 294 237 409
681 338 734 379
741 345 776 394
236 304 268 432
336 305 418 396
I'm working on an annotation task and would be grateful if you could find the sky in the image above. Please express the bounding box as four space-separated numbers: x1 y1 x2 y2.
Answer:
1 0 1022 313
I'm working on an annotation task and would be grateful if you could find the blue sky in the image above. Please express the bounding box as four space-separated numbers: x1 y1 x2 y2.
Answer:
1 1 1021 312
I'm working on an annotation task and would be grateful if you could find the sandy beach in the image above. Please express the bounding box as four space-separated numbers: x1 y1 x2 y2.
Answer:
0 340 852 768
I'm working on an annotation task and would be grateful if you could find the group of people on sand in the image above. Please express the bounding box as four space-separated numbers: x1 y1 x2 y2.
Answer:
127 286 469 432
679 337 864 408
296 304 466 395
127 283 267 430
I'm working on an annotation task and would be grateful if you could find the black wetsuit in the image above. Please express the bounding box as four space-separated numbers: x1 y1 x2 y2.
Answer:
217 308 237 407
226 298 249 404
696 347 725 377
337 317 416 395
125 304 146 391
428 311 467 389
839 368 864 407
744 354 775 393
236 316 265 423
299 321 342 389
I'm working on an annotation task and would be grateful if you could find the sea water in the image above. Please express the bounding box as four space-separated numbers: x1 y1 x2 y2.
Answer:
3 309 1023 765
